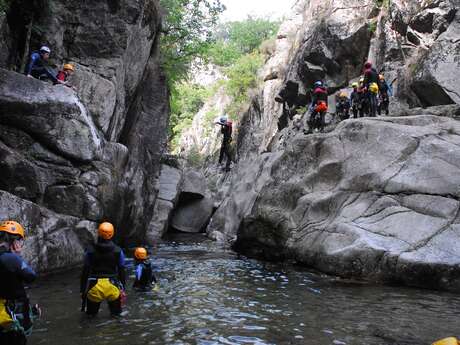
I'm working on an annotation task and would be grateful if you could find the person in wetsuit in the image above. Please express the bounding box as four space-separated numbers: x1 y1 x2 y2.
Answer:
80 222 126 316
0 221 39 345
133 247 157 291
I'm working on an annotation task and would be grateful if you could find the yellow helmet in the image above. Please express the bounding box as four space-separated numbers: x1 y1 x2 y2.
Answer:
351 82 358 88
134 247 148 260
339 92 347 98
98 222 114 240
0 221 25 239
63 63 74 71
432 337 459 345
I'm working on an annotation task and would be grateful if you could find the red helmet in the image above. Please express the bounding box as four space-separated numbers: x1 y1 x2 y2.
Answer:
364 61 372 69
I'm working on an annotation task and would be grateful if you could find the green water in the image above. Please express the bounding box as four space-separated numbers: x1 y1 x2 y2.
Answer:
28 234 459 345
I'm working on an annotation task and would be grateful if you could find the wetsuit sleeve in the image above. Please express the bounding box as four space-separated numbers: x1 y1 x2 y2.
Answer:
26 54 38 75
118 250 127 290
45 68 58 83
387 82 393 96
80 252 91 293
16 255 37 283
135 264 142 281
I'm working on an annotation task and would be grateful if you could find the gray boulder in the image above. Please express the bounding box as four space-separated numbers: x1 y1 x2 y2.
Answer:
213 116 460 291
171 197 214 233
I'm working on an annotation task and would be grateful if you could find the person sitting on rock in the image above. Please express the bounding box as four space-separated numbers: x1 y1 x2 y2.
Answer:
307 81 328 133
25 46 63 85
133 247 158 291
80 222 126 317
0 221 40 345
56 63 76 89
215 116 233 172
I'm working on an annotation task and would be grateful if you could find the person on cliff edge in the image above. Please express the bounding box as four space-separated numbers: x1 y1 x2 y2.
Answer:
215 116 233 172
25 46 63 85
0 221 40 345
80 222 127 316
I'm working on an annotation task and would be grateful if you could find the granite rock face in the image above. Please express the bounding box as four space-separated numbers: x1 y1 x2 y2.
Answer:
0 0 168 272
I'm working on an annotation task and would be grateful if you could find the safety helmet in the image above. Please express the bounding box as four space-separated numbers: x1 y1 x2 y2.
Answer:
0 221 25 239
98 222 114 240
63 63 74 71
40 46 51 54
314 81 323 87
134 247 148 260
379 74 385 80
364 61 372 69
219 116 227 124
351 82 358 88
359 77 364 83
339 92 347 98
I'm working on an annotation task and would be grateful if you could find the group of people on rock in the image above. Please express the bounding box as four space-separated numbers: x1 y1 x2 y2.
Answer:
25 45 76 89
307 61 393 133
0 220 157 345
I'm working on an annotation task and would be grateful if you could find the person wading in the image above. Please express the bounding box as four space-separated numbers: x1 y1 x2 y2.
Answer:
80 222 127 316
0 221 40 345
133 247 158 292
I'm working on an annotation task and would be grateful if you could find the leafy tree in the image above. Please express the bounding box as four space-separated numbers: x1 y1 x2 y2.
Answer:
160 0 225 85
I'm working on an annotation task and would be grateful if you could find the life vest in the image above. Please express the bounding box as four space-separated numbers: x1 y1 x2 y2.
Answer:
56 70 67 82
87 242 122 279
133 261 154 290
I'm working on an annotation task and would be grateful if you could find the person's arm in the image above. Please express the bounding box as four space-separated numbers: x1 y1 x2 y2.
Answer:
80 252 91 293
135 264 142 282
26 54 38 76
13 255 37 284
44 67 59 83
118 250 127 289
387 82 393 96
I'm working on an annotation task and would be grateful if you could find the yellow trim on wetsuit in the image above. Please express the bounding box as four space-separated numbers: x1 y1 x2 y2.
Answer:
0 299 13 329
87 278 120 303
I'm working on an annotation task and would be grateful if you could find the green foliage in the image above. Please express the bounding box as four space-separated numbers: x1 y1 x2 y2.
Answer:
160 0 225 85
203 107 218 134
169 82 210 149
0 0 10 12
207 17 280 66
224 52 264 117
368 21 377 34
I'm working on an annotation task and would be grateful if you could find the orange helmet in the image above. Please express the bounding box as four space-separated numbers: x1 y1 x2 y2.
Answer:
98 222 114 240
134 247 148 260
63 63 74 71
0 221 25 239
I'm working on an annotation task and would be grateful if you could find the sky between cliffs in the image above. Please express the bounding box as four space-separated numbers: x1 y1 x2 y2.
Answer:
221 0 297 21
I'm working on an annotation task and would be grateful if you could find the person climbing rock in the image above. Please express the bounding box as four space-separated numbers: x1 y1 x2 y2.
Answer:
363 62 379 117
80 222 127 317
25 46 63 85
335 91 350 121
377 74 392 116
307 81 328 133
350 82 360 119
215 116 233 172
0 221 40 345
56 63 76 89
133 247 158 291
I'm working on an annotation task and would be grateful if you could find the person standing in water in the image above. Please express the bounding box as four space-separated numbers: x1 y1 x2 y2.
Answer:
80 222 127 316
133 247 158 291
0 221 40 345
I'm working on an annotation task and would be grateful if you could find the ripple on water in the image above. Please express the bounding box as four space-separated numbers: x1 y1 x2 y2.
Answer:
29 237 460 345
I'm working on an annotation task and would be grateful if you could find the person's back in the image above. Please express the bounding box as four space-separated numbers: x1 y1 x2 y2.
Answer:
80 222 126 316
133 248 157 291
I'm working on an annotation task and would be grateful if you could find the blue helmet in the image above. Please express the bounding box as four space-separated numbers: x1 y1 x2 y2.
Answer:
314 81 323 87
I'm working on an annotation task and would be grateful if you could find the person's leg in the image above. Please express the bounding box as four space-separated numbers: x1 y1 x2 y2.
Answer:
219 145 225 164
85 299 101 316
0 331 27 345
108 298 122 316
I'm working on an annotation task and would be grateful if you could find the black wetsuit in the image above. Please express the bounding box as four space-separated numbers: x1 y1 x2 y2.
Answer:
0 248 37 345
133 260 157 291
218 123 232 170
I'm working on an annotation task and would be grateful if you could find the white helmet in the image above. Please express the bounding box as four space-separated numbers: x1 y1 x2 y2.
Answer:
40 46 51 54
219 116 228 124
